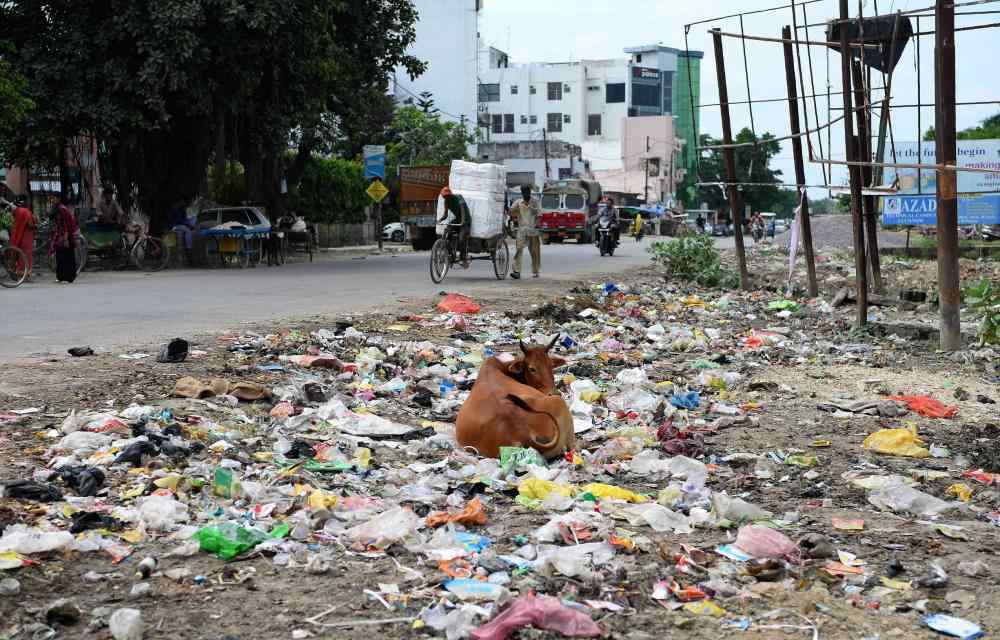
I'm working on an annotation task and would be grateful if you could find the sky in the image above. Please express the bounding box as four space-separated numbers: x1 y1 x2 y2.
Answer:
480 0 1000 199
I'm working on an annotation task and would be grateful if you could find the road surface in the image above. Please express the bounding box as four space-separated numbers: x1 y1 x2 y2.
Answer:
1 238 659 360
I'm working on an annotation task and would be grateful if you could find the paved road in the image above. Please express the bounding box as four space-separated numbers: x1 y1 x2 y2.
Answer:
0 238 658 360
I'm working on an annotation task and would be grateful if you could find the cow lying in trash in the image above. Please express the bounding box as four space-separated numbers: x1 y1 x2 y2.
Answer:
456 336 575 459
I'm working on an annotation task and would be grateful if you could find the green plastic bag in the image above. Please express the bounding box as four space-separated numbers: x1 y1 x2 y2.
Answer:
194 521 290 560
500 447 547 472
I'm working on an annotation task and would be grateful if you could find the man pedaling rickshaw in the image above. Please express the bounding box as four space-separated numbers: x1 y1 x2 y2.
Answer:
437 186 471 269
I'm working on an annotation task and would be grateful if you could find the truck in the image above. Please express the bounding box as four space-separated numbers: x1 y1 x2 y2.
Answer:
538 178 603 244
399 164 451 251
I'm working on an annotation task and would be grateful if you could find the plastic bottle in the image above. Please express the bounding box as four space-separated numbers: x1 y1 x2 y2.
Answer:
109 608 143 640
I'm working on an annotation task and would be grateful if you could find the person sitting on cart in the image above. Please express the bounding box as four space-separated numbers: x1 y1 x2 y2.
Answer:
96 189 126 229
438 187 471 269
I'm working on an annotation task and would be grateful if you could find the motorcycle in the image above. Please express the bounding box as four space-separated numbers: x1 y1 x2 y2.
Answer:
596 216 618 257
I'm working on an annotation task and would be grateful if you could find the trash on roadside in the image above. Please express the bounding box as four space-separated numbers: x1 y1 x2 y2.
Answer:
156 338 189 363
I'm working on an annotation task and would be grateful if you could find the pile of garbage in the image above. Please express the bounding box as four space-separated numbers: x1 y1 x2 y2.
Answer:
1 278 997 639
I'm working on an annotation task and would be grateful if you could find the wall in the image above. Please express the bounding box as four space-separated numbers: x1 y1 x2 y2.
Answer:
621 116 680 203
394 0 479 130
315 222 378 248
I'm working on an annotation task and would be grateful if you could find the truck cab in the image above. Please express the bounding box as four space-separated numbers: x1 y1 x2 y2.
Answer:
538 179 602 244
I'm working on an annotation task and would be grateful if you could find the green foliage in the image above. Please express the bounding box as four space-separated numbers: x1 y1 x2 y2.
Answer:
695 128 784 217
0 41 33 165
386 107 473 178
207 161 248 205
925 112 1000 142
965 279 1000 345
808 198 839 216
648 234 739 289
288 156 368 225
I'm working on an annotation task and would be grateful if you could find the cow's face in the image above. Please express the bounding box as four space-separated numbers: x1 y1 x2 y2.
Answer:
508 336 566 395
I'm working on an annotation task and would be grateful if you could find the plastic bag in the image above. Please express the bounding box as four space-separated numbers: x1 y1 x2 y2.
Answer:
2 480 62 502
863 427 930 458
615 368 649 388
734 525 799 560
138 495 188 531
711 493 773 523
109 608 144 640
518 479 576 501
344 506 421 549
620 503 691 533
669 392 700 410
470 594 602 640
0 525 74 554
194 521 289 560
438 294 481 315
889 395 959 418
581 483 646 503
868 476 954 517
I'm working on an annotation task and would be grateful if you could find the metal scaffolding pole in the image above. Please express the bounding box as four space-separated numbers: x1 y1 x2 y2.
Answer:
712 28 751 291
838 0 869 327
935 0 961 350
782 25 819 297
851 58 884 293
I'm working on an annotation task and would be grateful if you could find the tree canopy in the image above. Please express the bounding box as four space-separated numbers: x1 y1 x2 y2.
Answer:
0 41 33 166
0 0 424 227
693 128 785 217
386 106 473 179
924 112 1000 141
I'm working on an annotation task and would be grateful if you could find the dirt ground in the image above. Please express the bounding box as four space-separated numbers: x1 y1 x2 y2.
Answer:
0 246 998 640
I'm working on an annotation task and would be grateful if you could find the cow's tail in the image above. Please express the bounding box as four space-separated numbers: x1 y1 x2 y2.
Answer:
506 393 560 450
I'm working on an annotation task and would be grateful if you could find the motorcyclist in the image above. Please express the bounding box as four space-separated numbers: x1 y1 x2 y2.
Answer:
597 197 620 247
696 213 706 235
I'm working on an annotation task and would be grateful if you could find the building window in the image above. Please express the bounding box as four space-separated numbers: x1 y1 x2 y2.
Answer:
547 82 562 101
636 53 643 63
491 114 503 134
559 168 572 179
648 157 661 177
588 114 602 136
606 83 626 103
511 85 518 95
529 85 537 95
478 113 490 129
564 84 571 94
632 84 661 108
529 115 538 124
563 114 571 124
662 71 674 113
547 113 562 133
478 83 500 102
520 115 528 124
503 114 515 134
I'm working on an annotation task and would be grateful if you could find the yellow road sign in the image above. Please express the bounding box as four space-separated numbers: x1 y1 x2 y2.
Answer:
367 179 389 203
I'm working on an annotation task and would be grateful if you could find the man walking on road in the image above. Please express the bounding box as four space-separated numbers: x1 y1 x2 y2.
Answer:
510 184 541 280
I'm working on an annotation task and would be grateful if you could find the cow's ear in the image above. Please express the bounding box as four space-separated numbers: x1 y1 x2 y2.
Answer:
508 358 525 374
549 356 567 369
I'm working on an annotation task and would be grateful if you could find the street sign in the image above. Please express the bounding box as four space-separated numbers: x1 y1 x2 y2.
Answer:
882 193 1000 226
366 179 389 203
363 145 387 180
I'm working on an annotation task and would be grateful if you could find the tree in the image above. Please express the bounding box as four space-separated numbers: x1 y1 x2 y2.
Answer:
416 91 438 115
0 41 33 167
0 0 424 227
288 156 368 224
925 112 1000 141
694 128 785 217
385 106 473 178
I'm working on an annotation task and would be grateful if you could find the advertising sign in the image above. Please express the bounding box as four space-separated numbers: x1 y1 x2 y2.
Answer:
881 140 1000 225
363 145 387 181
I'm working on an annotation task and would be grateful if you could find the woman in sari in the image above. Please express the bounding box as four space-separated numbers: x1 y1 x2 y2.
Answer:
10 196 38 279
50 195 79 283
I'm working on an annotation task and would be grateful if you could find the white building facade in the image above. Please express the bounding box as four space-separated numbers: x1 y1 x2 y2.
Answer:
392 0 481 131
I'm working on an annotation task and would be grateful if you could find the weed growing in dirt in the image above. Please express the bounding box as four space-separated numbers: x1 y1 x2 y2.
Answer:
965 278 999 345
648 234 739 289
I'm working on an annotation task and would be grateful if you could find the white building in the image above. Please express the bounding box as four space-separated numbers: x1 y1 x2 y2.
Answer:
392 0 481 130
477 44 703 197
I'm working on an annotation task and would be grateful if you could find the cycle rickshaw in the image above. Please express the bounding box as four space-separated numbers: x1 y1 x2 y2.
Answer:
429 218 511 284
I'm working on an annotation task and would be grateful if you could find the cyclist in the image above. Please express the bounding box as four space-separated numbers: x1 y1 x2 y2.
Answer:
438 187 471 269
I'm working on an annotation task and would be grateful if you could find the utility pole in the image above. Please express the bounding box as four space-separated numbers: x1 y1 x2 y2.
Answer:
851 58 884 293
644 136 651 204
935 0 960 350
838 0 868 327
711 28 751 291
543 128 550 181
781 25 819 297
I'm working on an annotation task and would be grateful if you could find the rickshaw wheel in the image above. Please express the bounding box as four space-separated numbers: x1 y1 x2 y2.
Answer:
1 245 29 288
429 238 450 284
492 238 510 280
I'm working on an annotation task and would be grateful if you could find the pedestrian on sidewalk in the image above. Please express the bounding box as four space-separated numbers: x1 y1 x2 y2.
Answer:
510 184 541 279
50 193 79 283
10 195 38 279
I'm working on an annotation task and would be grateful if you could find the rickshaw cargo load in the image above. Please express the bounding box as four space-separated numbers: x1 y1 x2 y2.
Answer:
436 193 506 240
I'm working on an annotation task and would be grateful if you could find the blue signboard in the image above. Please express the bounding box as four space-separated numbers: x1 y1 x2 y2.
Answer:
882 194 1000 226
363 145 386 180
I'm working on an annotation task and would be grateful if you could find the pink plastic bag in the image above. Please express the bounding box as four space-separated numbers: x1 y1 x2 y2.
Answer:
734 524 799 560
470 595 602 640
438 294 482 315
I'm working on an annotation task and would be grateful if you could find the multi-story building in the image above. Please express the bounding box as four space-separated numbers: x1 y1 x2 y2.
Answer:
391 0 481 131
476 43 703 202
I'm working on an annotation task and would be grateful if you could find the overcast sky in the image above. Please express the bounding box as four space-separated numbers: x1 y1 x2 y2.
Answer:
480 0 1000 198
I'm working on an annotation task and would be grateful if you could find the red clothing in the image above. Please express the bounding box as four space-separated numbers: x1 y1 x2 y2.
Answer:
11 206 36 272
50 204 78 252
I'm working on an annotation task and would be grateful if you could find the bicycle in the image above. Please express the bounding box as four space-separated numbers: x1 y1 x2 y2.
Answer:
429 223 509 284
0 198 29 288
84 222 168 271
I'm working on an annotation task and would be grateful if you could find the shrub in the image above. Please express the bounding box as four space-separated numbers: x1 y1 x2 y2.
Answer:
648 234 739 289
965 279 999 345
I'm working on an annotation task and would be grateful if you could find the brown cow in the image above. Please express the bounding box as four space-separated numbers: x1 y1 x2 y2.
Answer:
455 338 574 460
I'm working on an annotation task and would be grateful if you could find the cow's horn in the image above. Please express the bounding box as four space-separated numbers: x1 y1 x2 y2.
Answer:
546 335 560 351
519 339 528 354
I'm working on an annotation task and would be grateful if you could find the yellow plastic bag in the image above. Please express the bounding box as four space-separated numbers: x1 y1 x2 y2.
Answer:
517 478 576 501
582 483 647 503
862 427 929 458
946 483 972 502
683 600 725 617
